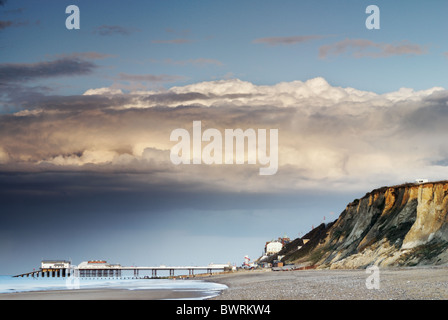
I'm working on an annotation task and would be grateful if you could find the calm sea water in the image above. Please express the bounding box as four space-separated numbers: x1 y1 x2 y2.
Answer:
0 275 227 299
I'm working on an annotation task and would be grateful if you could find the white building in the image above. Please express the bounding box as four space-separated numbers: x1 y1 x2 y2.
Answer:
41 260 70 270
77 260 122 278
208 263 232 268
266 241 283 255
77 260 121 269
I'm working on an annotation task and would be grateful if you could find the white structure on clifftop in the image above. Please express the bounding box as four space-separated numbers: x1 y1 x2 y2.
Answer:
265 241 283 255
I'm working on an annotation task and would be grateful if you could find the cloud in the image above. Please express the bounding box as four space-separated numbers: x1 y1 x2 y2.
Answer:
165 28 190 37
0 55 110 109
93 25 139 36
319 38 427 59
253 35 325 46
151 28 195 45
0 3 37 32
83 87 124 96
1 77 447 196
151 39 194 44
0 20 13 30
18 93 132 112
0 147 8 164
0 58 96 83
153 58 223 67
82 73 188 94
114 73 187 87
49 52 114 60
0 19 31 31
3 7 24 14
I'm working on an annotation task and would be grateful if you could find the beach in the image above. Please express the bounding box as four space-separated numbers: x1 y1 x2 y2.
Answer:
207 266 448 300
0 288 214 300
0 277 226 300
1 266 448 300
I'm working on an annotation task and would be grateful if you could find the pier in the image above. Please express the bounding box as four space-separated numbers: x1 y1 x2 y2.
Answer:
120 265 228 278
13 260 231 279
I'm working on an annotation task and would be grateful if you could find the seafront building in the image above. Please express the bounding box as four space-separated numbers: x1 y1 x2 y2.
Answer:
264 236 291 255
40 260 71 277
77 260 122 277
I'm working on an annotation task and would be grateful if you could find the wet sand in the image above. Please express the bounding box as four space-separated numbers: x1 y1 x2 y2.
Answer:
0 288 212 300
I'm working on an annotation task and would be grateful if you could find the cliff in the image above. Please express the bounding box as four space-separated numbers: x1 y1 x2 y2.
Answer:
281 181 448 269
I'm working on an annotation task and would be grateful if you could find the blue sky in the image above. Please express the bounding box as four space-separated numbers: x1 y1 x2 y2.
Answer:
1 0 448 275
2 0 447 94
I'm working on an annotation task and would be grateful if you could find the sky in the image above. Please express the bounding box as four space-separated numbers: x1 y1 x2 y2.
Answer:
1 0 448 275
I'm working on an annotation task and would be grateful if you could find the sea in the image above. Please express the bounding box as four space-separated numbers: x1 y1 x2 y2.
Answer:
0 275 227 299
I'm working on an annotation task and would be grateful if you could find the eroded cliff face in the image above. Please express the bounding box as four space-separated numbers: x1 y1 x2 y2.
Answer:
282 181 448 269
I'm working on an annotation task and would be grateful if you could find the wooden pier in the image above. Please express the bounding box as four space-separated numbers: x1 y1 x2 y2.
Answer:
14 268 71 278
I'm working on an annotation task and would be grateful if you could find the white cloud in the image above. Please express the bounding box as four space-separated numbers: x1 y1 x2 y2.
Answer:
83 87 123 96
2 77 448 193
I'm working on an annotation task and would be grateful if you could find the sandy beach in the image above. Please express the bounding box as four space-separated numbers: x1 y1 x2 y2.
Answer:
1 266 448 300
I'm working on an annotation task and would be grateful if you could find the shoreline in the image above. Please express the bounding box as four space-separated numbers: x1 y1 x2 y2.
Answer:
0 286 217 300
0 276 225 300
2 266 448 300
